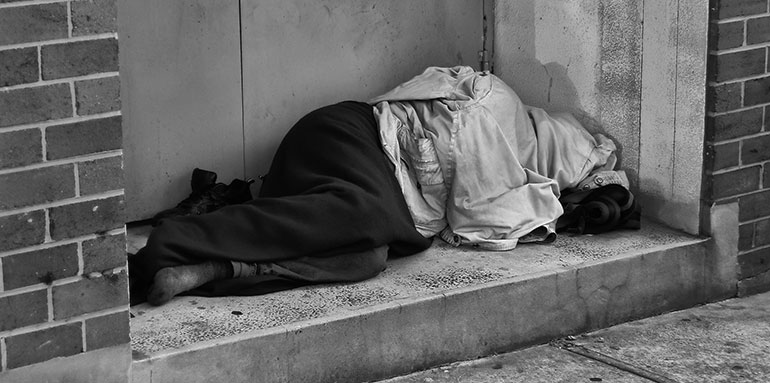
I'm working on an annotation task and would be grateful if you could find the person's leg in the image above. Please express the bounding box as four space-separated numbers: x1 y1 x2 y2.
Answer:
147 261 233 305
130 101 430 304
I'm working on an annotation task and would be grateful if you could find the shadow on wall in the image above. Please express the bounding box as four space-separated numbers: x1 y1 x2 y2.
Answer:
494 0 637 188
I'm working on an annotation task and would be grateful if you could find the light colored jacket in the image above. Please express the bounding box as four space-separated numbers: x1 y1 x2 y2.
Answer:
370 66 615 250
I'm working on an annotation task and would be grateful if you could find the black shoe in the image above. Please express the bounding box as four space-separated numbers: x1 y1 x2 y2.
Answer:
151 168 254 226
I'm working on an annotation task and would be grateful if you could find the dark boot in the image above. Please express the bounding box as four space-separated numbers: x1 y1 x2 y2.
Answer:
151 168 242 225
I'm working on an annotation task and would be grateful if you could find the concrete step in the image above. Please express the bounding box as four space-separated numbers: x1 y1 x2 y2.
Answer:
128 219 711 383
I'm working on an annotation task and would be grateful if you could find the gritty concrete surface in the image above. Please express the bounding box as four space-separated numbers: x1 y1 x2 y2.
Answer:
380 291 770 383
128 219 700 356
127 218 719 383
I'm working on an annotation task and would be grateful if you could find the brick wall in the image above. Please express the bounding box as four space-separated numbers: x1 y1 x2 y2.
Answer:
707 0 770 295
0 0 129 375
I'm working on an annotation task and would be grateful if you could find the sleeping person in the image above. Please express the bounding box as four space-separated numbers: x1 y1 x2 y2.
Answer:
128 66 617 306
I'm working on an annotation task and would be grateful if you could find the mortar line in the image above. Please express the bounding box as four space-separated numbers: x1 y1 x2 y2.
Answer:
0 33 118 52
69 80 77 117
0 189 125 219
66 0 73 38
81 319 87 352
1 338 6 371
44 208 52 243
0 227 126 258
0 0 66 9
0 257 4 293
73 162 81 197
0 71 120 92
76 241 84 276
551 340 677 383
0 149 122 176
47 285 54 322
0 304 125 339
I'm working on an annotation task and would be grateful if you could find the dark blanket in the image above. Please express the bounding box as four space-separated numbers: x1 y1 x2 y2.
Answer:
129 101 431 301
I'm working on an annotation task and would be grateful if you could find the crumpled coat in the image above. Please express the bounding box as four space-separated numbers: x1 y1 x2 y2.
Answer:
370 66 616 250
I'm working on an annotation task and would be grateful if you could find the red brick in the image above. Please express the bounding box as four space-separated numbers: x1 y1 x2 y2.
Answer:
756 218 770 246
49 195 124 240
707 107 763 141
72 0 117 36
0 84 71 128
742 133 770 164
745 76 770 106
712 21 745 50
85 311 130 351
75 76 121 115
45 116 122 160
740 189 770 220
0 210 45 252
738 246 770 278
52 269 128 319
2 243 79 290
41 38 118 80
710 165 761 199
83 233 126 273
0 3 67 46
5 323 83 369
748 16 770 45
0 290 47 332
0 47 38 87
0 165 76 210
79 156 124 196
708 83 743 113
708 142 740 170
740 223 755 250
710 49 765 83
712 0 769 20
0 128 42 170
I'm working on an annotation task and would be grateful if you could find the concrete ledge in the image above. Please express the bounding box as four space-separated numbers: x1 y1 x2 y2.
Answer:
129 220 711 383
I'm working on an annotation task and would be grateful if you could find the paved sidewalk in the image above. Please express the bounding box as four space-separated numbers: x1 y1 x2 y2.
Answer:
380 291 770 383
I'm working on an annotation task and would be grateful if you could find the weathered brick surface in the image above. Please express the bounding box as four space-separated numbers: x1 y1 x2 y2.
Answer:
0 47 38 87
0 290 47 332
52 270 128 319
745 76 770 106
5 323 83 369
708 83 743 113
2 243 79 290
713 20 745 50
740 189 770 220
0 128 42 170
0 164 75 210
756 218 770 246
0 84 71 128
79 155 124 195
72 0 118 36
711 165 761 199
85 311 130 351
0 210 45 252
75 76 121 115
738 246 770 278
711 0 769 20
740 223 755 250
747 16 770 45
83 233 126 273
742 133 770 164
41 38 118 80
710 49 766 82
706 107 763 141
45 116 122 160
709 142 740 170
49 195 124 240
0 3 68 46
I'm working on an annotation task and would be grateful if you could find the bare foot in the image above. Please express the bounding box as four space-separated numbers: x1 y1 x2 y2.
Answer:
147 262 232 305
